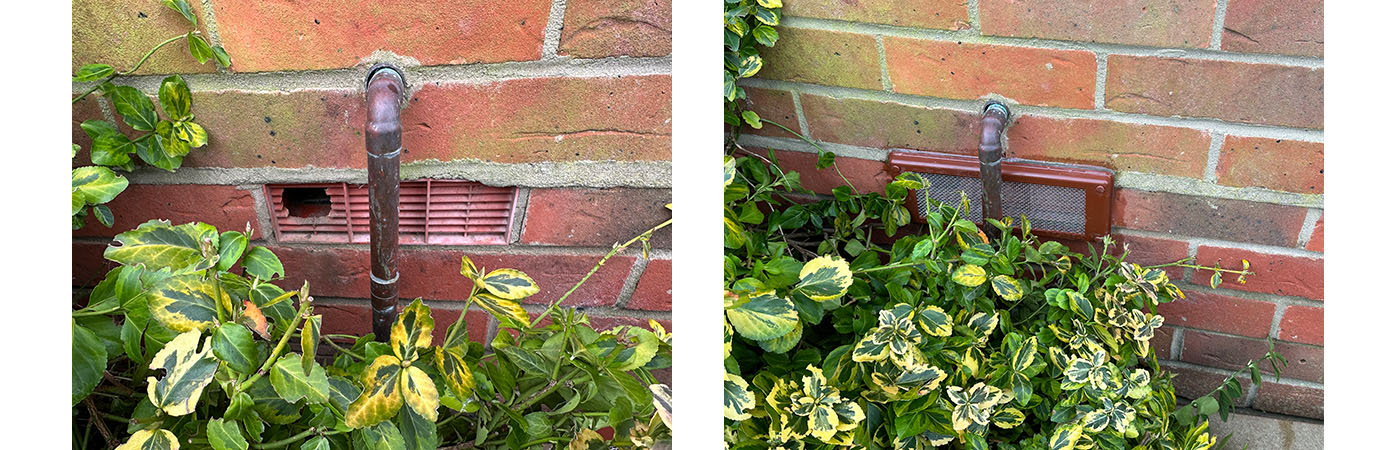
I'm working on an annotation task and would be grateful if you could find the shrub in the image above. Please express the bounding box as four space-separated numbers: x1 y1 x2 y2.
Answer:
722 152 1280 450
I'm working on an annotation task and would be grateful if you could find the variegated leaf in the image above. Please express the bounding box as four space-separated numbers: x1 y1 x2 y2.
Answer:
916 305 952 337
434 347 474 401
105 220 218 272
390 298 434 361
1012 336 1039 373
146 330 219 416
471 293 530 328
357 420 408 450
400 365 440 422
270 353 330 404
73 166 129 205
992 407 1026 428
808 404 840 440
723 373 756 421
951 264 987 287
723 156 736 187
477 268 539 300
968 312 999 337
301 315 321 374
850 330 891 363
1049 423 1084 450
568 429 607 450
725 290 799 341
1126 369 1152 399
723 320 733 359
459 255 479 281
346 355 405 429
793 255 853 301
206 418 248 450
116 428 180 450
990 275 1024 300
146 273 222 333
758 320 802 353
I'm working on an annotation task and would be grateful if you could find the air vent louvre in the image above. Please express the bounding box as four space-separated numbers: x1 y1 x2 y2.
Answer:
266 180 517 245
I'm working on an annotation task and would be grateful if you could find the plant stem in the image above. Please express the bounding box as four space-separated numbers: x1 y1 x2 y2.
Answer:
759 118 857 191
251 427 321 449
531 218 673 327
72 306 122 317
72 34 190 104
235 298 312 393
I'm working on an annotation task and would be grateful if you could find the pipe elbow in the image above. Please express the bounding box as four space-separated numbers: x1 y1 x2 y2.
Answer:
979 102 1009 162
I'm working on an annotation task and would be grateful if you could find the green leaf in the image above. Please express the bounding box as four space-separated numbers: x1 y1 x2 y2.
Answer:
165 0 198 26
1066 291 1094 319
212 45 232 67
241 246 284 280
159 75 193 120
270 352 330 404
74 64 115 82
990 275 1024 301
758 320 802 353
72 165 129 205
736 54 763 78
725 291 799 341
753 25 779 46
106 85 159 131
301 314 322 374
741 110 761 128
146 273 221 332
500 346 550 376
115 429 180 450
754 6 780 25
207 418 249 450
1210 271 1223 289
300 437 330 450
188 33 214 64
358 420 408 450
398 407 439 450
93 204 115 228
104 220 218 272
72 321 107 406
478 268 540 300
212 322 259 375
146 330 219 416
216 231 248 271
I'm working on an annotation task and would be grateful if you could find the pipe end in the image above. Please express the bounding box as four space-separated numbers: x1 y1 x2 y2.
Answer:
366 64 405 88
983 101 1010 118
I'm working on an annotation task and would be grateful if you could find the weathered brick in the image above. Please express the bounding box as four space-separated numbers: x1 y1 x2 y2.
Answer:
72 95 106 166
1304 215 1323 252
1179 331 1323 383
1222 0 1324 57
1112 190 1308 247
885 39 1097 109
1156 290 1276 337
1163 364 1251 407
626 259 672 311
1216 137 1324 194
739 88 801 139
73 242 114 288
1278 305 1323 345
521 188 672 248
1191 246 1323 300
1253 382 1323 419
1150 326 1176 359
269 246 637 307
1105 56 1324 129
73 0 215 75
560 0 671 58
73 185 263 239
784 0 970 30
1006 115 1211 177
1107 234 1191 280
770 149 892 195
317 301 491 345
798 94 980 152
210 0 552 72
756 28 884 90
980 0 1217 48
183 76 671 168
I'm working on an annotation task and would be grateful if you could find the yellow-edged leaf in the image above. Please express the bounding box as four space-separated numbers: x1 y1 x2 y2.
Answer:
459 255 479 281
794 255 853 301
146 330 219 416
990 275 1024 300
951 264 987 287
116 428 179 450
390 298 434 361
478 268 539 300
434 347 475 401
472 293 530 328
400 365 440 422
725 290 799 341
723 373 756 421
146 273 223 333
345 355 404 429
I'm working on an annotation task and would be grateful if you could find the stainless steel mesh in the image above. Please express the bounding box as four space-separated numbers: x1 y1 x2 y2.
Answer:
913 172 1086 235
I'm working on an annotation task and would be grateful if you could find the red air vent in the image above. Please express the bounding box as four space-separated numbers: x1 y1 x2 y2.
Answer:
266 181 517 245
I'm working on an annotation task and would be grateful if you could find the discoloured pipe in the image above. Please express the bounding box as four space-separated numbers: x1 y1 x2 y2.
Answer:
366 66 404 341
979 102 1010 231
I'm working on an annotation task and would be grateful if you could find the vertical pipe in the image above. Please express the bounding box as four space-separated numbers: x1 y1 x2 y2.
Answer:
365 66 404 341
979 102 1010 232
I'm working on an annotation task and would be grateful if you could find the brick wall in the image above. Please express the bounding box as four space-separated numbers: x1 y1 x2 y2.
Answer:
739 0 1322 421
72 0 673 346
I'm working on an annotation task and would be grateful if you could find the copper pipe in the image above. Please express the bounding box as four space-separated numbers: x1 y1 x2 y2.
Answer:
979 102 1010 230
366 66 404 341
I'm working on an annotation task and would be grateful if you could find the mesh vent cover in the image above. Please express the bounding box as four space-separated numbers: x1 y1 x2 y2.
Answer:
267 180 517 245
914 173 1087 235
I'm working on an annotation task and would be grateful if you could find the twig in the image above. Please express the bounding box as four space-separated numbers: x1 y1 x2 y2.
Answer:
84 397 115 448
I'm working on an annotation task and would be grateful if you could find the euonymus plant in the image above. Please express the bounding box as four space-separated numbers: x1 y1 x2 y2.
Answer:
73 219 673 449
73 0 229 229
724 0 783 129
721 152 1284 450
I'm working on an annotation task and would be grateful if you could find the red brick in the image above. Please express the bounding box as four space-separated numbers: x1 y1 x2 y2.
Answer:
1150 326 1176 360
521 188 672 248
626 259 672 311
559 0 671 58
799 94 980 152
210 0 552 72
72 95 106 166
1253 382 1323 419
1163 364 1251 407
73 0 215 75
784 0 970 30
885 39 1097 109
1156 290 1276 337
756 28 884 90
1304 215 1323 252
739 88 801 139
1105 56 1324 129
1107 234 1191 280
1191 246 1323 300
1007 116 1211 178
269 246 637 307
1278 305 1323 345
980 0 1217 48
1216 137 1324 194
317 301 491 345
72 185 263 239
183 76 671 168
73 242 114 288
770 149 892 195
1179 331 1323 383
1222 0 1324 57
1112 190 1308 247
